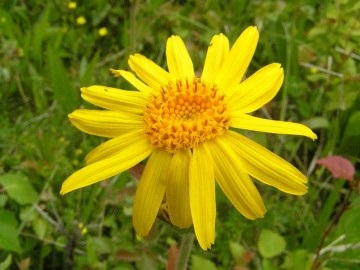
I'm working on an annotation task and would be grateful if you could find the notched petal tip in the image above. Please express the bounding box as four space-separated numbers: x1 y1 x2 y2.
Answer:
109 68 121 77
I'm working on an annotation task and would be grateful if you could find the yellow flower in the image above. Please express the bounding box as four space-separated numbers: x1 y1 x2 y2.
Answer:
68 2 77 9
98 27 108 37
76 16 86 26
61 26 317 250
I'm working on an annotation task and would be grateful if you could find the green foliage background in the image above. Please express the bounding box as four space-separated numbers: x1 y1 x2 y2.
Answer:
1 0 359 269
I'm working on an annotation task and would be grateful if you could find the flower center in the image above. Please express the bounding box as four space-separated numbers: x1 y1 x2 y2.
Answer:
143 77 231 153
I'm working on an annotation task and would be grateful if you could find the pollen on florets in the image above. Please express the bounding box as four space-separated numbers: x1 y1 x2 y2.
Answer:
143 77 231 153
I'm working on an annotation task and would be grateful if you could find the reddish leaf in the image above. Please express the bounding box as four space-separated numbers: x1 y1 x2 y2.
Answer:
316 155 355 181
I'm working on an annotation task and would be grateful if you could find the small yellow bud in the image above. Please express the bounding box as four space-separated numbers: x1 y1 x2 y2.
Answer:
76 16 86 26
98 27 108 37
68 2 77 9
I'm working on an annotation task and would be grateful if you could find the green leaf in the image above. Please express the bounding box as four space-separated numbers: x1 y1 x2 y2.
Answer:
343 111 360 138
282 249 312 270
191 255 217 270
0 210 22 253
0 173 38 205
47 46 80 113
258 229 286 258
229 241 245 264
86 236 98 265
32 217 48 240
0 254 12 270
302 117 329 130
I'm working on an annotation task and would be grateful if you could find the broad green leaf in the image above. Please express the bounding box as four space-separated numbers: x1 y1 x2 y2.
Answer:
282 249 312 270
0 210 22 253
32 217 48 240
191 255 217 270
0 173 38 205
262 258 278 270
258 229 286 258
229 241 245 263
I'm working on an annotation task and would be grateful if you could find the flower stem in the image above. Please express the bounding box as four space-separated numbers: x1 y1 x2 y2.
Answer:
175 233 195 270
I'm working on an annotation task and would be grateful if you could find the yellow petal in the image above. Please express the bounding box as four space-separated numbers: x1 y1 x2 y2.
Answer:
201 33 229 82
230 113 318 140
69 109 143 138
166 35 195 79
133 149 172 236
189 143 215 250
166 150 192 229
85 130 146 165
81 85 147 114
227 63 284 113
60 135 152 195
110 69 152 94
128 54 175 90
207 138 266 219
215 26 259 92
225 130 308 195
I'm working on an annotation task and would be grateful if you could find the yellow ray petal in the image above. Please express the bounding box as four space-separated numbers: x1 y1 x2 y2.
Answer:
227 63 284 113
110 69 152 94
85 130 147 165
215 26 259 92
81 85 147 114
207 138 266 219
166 150 192 229
60 136 152 195
226 130 308 195
128 54 175 90
231 113 318 140
69 109 143 138
133 149 172 236
201 33 230 82
189 143 215 250
166 35 195 79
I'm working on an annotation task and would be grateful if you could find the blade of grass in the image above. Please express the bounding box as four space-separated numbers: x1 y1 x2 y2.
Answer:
47 46 80 113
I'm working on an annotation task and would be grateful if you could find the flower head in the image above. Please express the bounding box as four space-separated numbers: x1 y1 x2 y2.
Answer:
61 26 317 250
68 2 77 9
76 16 86 26
98 27 108 37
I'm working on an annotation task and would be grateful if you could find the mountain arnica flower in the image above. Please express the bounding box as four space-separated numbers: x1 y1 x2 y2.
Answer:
61 26 317 250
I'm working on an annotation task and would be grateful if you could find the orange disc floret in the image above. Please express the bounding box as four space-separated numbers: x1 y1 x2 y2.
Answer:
143 77 231 153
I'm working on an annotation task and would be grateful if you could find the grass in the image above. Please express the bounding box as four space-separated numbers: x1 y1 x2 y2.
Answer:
1 0 360 269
